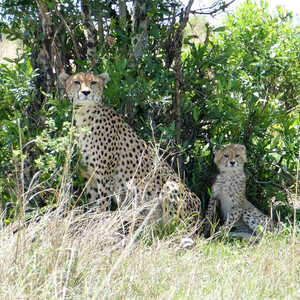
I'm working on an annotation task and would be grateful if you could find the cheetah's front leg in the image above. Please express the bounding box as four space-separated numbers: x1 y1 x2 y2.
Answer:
83 172 114 212
220 206 243 233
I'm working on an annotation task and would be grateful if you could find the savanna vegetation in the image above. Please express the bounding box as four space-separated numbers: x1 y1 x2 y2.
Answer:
0 0 299 298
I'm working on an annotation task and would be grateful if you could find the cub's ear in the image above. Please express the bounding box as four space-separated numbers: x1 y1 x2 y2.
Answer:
98 72 110 85
236 144 247 162
214 148 223 164
58 72 70 87
236 144 246 152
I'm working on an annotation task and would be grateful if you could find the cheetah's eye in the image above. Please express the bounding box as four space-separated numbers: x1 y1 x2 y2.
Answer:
224 154 229 158
74 80 81 85
235 154 240 158
91 81 97 85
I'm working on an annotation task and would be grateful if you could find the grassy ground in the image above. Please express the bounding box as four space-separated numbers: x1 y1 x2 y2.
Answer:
0 208 299 300
1 132 298 300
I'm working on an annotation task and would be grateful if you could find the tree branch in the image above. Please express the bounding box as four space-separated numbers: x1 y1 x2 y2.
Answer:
190 0 236 15
52 0 81 61
81 0 98 60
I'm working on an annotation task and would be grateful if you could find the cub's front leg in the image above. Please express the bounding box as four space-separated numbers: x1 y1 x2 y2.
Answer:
220 206 244 232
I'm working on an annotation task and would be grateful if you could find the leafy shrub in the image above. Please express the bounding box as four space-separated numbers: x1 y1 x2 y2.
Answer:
0 0 299 225
183 1 299 216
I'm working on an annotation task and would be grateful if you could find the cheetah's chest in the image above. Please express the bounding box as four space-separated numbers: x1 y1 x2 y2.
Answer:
75 104 120 176
215 173 246 217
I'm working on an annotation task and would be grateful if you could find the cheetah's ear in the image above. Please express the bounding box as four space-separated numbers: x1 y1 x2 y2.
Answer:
98 72 110 85
236 144 246 152
58 72 70 87
214 148 223 164
236 144 247 162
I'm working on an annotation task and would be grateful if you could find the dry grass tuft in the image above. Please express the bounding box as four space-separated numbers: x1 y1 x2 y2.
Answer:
0 112 298 299
0 206 299 299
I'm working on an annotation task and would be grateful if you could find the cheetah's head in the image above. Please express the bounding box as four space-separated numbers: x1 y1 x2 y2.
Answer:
214 144 247 172
59 72 110 106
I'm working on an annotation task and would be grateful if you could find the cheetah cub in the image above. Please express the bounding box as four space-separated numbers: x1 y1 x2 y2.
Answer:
206 144 274 237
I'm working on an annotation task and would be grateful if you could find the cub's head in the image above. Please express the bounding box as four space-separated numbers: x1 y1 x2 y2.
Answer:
214 144 247 172
59 72 110 105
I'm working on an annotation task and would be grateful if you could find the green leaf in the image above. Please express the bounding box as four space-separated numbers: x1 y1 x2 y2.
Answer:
213 26 226 32
192 108 200 121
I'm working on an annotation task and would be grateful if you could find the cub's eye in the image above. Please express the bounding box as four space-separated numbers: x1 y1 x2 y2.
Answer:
91 81 97 85
235 154 240 158
224 154 229 158
74 80 81 85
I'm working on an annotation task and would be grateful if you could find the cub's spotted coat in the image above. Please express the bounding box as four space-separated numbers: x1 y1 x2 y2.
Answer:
206 144 273 237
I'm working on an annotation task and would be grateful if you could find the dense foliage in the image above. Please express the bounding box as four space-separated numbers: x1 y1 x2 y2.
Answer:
0 0 299 224
183 1 300 215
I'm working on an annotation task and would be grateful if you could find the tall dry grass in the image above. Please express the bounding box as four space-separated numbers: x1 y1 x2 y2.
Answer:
0 206 300 299
1 112 299 300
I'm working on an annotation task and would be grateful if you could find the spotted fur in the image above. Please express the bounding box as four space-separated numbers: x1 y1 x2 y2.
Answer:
206 144 274 237
60 72 205 232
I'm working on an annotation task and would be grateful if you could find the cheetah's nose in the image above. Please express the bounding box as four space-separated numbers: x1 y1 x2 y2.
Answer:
230 161 235 166
82 90 91 96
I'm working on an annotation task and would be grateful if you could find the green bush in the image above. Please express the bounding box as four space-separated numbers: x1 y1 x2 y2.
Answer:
209 1 299 216
0 0 299 225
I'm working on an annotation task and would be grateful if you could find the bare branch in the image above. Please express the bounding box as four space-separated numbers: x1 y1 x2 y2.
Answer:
52 0 81 60
173 0 194 157
178 0 195 31
131 0 149 61
190 0 236 16
81 0 98 60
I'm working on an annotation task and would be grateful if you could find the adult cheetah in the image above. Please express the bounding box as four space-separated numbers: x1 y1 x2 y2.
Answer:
60 71 206 232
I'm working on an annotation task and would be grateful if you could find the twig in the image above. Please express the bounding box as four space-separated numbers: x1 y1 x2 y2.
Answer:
190 0 236 16
52 1 81 60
